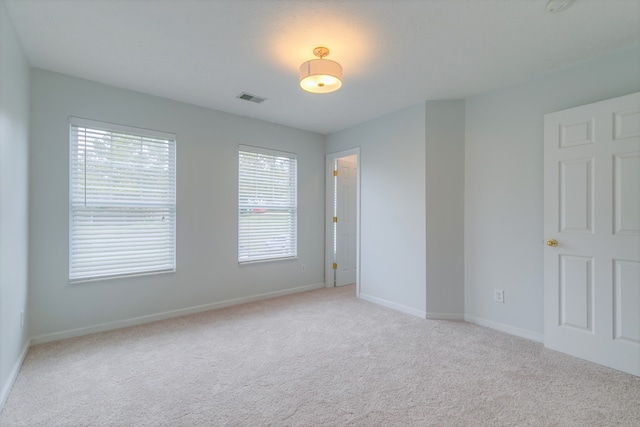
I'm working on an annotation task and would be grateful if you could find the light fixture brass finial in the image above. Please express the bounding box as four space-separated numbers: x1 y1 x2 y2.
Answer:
313 47 330 59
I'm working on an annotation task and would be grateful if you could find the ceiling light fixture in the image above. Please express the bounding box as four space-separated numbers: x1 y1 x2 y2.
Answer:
299 47 342 94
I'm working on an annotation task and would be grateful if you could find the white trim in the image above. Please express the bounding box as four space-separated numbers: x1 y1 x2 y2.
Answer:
359 293 427 319
69 116 176 141
325 148 361 297
426 312 465 321
31 283 324 345
238 144 296 159
464 315 544 343
237 146 298 263
0 340 30 413
68 119 177 281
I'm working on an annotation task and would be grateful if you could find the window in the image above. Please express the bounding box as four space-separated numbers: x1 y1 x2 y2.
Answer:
69 117 176 281
238 145 297 262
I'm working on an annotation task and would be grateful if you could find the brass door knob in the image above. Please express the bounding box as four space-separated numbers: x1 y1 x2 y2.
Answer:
546 239 558 247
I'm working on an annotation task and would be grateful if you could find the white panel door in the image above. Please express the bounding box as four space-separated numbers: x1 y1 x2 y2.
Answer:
336 155 357 286
544 92 640 376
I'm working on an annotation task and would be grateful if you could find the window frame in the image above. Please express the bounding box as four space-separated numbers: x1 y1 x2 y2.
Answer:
68 117 177 282
238 145 298 264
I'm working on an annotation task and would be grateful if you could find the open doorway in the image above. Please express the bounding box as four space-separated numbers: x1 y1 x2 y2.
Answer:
326 149 360 295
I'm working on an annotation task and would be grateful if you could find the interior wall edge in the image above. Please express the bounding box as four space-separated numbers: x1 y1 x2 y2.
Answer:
0 341 30 414
30 282 325 346
464 315 544 343
425 312 465 321
359 293 427 319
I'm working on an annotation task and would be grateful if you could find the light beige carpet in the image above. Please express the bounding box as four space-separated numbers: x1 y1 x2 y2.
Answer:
1 285 639 426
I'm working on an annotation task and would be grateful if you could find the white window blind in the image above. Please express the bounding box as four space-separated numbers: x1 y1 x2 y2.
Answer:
238 145 297 263
69 117 176 281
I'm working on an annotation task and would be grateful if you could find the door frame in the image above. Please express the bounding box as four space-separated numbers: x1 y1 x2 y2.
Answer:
325 148 361 296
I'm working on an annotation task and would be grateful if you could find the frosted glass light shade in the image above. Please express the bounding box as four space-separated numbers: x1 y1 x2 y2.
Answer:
299 59 343 94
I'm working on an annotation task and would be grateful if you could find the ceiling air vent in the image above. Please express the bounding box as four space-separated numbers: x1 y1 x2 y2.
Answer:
237 92 267 104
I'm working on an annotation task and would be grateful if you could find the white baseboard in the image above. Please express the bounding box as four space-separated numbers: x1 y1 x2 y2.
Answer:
464 315 544 343
31 283 325 345
426 312 465 321
359 293 427 319
0 339 30 414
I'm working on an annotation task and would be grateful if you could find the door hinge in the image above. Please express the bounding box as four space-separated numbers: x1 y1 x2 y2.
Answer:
333 170 339 176
333 216 338 223
332 263 337 270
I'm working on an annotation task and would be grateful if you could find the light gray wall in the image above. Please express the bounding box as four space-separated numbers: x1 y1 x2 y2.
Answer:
425 100 465 318
0 0 30 406
326 103 427 315
464 43 640 339
29 69 325 339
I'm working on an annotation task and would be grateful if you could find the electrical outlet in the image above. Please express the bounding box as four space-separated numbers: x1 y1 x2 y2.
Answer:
301 264 306 273
20 310 24 328
494 289 505 303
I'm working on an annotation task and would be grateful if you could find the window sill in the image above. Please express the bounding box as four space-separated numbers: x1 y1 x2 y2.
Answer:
238 256 298 266
69 269 176 284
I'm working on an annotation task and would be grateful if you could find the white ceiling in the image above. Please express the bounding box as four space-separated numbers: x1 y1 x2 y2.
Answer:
4 0 640 135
